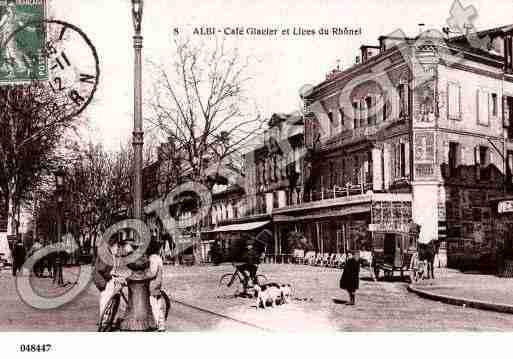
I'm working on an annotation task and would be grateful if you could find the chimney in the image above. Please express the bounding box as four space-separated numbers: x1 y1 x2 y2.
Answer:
504 33 513 74
378 36 386 52
464 23 473 37
418 23 425 35
361 46 368 62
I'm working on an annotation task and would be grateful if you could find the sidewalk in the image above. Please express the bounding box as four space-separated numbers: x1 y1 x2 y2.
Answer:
408 268 513 314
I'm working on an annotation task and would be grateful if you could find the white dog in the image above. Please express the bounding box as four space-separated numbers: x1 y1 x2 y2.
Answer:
280 284 293 304
254 283 281 309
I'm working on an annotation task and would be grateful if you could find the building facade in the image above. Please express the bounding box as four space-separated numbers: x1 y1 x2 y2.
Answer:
243 113 304 257
271 25 513 269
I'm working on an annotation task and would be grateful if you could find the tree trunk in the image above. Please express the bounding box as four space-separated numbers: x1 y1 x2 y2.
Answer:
7 178 17 236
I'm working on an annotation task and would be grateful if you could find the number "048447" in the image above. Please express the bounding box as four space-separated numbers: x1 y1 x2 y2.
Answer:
19 344 52 352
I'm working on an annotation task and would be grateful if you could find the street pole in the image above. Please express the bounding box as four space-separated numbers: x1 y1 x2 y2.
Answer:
32 193 37 243
132 0 144 221
54 167 65 286
120 0 156 332
56 198 62 284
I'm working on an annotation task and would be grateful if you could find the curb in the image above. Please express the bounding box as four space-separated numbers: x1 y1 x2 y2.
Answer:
407 285 513 314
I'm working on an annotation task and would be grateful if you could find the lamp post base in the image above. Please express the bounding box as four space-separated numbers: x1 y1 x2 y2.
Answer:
120 256 157 332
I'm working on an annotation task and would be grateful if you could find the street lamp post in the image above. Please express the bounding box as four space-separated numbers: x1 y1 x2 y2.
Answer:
54 167 65 286
119 0 157 332
132 0 144 220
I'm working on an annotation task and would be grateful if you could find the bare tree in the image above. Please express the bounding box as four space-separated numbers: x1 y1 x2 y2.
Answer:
36 137 159 254
0 83 79 237
147 37 265 188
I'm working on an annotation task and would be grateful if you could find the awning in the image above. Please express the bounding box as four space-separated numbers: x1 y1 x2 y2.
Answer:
273 203 371 222
206 221 270 233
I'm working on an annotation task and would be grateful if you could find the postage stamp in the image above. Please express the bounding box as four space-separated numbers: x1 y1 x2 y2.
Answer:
2 18 100 121
0 0 46 84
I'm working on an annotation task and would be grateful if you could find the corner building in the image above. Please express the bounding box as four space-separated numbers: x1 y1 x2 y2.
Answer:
287 25 513 268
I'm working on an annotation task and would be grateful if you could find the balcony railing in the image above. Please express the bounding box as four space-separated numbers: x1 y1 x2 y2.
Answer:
304 182 373 203
321 125 381 151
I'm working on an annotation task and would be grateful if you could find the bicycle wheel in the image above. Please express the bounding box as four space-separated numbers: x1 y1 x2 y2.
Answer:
98 294 120 332
161 290 171 321
217 272 243 298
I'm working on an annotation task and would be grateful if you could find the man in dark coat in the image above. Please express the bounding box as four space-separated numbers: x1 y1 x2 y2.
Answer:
340 251 360 305
12 240 26 276
236 242 261 296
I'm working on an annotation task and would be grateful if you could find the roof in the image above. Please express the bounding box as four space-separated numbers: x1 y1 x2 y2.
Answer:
205 220 270 233
449 24 513 43
306 25 513 101
268 112 303 127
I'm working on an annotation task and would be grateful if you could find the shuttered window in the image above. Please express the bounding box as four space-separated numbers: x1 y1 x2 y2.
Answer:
353 102 359 129
477 89 490 125
339 107 344 128
448 82 460 119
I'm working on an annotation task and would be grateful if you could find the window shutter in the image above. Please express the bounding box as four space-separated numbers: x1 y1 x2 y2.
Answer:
488 92 492 123
458 84 461 117
404 141 410 177
370 95 377 125
359 99 363 127
404 84 409 117
353 102 358 128
477 89 490 125
476 89 480 124
394 143 400 178
382 93 388 123
449 83 460 119
504 96 510 127
398 84 403 117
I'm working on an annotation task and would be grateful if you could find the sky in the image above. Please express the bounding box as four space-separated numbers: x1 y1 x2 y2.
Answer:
47 0 513 150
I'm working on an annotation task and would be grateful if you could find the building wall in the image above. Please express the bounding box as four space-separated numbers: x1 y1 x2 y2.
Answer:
244 115 304 214
437 62 504 137
434 61 513 267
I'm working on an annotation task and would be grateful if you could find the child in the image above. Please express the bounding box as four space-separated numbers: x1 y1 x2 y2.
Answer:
148 240 165 331
94 236 123 322
409 251 420 282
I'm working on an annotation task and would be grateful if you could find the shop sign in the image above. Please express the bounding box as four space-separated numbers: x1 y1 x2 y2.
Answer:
368 223 410 233
498 200 513 214
176 234 193 245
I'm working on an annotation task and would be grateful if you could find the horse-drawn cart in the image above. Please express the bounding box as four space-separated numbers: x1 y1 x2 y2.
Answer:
369 223 419 281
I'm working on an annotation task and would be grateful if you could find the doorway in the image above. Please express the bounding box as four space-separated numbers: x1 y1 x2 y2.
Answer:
384 233 395 263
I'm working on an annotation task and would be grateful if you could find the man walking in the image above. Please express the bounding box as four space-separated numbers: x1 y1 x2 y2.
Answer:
29 239 43 277
12 239 26 276
53 248 64 286
339 250 360 305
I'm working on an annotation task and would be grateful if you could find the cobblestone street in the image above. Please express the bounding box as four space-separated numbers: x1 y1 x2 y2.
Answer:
1 263 513 331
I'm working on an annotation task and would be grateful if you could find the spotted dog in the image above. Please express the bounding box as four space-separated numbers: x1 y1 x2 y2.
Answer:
279 284 293 304
254 283 281 309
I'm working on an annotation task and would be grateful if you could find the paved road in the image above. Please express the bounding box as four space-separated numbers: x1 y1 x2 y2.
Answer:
1 264 513 331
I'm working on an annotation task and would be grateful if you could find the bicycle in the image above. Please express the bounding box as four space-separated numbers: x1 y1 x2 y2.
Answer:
98 275 171 332
217 263 267 299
